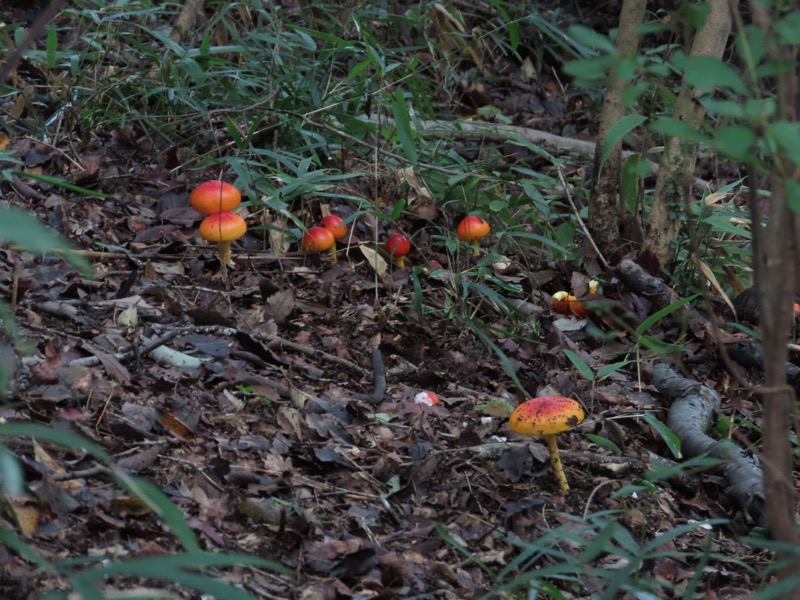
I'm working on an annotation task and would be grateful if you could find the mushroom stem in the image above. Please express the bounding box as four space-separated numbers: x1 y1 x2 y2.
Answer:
328 244 337 263
469 240 480 256
394 256 405 268
218 241 233 266
543 434 570 492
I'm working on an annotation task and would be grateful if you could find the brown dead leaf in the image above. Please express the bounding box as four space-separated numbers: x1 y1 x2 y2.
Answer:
264 288 295 325
158 410 196 440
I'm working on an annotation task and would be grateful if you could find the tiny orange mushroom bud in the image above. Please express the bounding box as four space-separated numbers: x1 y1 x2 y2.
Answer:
414 391 439 406
552 291 587 318
385 233 411 268
508 396 585 492
302 226 336 255
456 215 490 256
199 212 247 267
190 181 241 214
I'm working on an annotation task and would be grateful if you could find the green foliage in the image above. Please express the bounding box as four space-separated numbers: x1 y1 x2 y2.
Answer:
438 514 739 599
0 423 290 598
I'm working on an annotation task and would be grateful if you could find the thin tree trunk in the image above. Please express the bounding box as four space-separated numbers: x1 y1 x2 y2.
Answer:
588 0 647 262
645 0 733 267
748 3 800 596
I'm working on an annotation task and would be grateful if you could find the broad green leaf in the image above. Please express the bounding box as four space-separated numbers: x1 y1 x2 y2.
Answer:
736 25 765 66
642 412 682 459
679 55 747 94
773 11 800 45
700 98 745 119
0 208 92 275
710 125 756 162
786 179 800 214
0 445 25 495
598 114 646 178
390 89 417 165
562 55 618 82
563 349 595 382
650 116 707 142
567 25 617 54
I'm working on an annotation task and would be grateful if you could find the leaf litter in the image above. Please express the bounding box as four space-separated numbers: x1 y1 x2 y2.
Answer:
0 5 783 600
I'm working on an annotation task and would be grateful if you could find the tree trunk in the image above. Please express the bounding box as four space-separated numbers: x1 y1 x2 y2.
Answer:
748 3 800 596
588 0 646 262
645 0 733 267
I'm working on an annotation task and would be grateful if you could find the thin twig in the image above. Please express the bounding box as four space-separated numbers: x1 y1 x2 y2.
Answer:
556 164 610 270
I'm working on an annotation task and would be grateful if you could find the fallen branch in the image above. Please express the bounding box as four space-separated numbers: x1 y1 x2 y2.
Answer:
652 363 765 526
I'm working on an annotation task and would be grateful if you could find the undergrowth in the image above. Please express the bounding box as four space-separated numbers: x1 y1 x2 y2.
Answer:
0 0 783 598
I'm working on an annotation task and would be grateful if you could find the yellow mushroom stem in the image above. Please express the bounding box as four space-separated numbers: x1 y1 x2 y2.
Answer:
328 244 337 263
394 256 406 268
217 241 233 267
469 240 480 256
543 433 570 492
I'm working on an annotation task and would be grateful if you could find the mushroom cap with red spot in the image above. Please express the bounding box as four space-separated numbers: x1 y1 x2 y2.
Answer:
509 396 585 436
456 215 490 242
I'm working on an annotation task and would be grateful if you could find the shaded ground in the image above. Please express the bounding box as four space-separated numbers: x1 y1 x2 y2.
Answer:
0 2 788 599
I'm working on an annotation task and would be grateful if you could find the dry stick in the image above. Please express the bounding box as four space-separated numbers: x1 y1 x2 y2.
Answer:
149 324 369 377
556 165 610 270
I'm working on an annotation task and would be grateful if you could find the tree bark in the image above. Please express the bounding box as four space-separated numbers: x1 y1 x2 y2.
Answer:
748 4 800 595
645 0 733 267
588 0 646 261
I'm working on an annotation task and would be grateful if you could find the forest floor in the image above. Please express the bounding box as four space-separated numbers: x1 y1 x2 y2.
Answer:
0 2 792 599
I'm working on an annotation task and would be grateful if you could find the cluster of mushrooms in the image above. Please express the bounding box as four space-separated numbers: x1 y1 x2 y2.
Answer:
190 181 586 493
190 180 494 269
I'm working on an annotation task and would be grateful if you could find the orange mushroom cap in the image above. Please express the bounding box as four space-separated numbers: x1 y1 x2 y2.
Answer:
319 215 347 240
385 233 410 258
552 291 587 318
456 215 490 242
198 212 247 242
509 396 585 437
302 227 336 253
191 181 241 214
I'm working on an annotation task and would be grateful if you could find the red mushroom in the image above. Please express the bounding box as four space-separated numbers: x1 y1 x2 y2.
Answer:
319 215 347 262
199 212 247 266
456 215 490 256
385 233 411 268
302 226 336 255
190 181 241 214
508 396 585 492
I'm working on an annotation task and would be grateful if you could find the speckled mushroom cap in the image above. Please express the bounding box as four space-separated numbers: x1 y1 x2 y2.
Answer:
509 396 585 436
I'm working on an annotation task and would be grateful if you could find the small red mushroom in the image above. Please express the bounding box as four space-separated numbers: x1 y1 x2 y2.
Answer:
199 212 247 266
414 391 439 406
319 215 347 262
302 226 336 255
385 233 411 268
508 396 585 492
457 215 490 256
190 181 241 214
319 215 347 240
